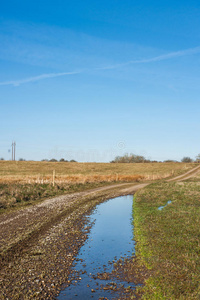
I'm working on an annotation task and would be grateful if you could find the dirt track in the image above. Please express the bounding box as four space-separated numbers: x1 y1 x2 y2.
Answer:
0 181 148 299
167 164 200 181
1 165 199 238
0 165 200 299
0 182 140 257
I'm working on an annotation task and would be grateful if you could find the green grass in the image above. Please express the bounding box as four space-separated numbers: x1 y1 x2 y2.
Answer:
133 180 200 299
0 181 114 212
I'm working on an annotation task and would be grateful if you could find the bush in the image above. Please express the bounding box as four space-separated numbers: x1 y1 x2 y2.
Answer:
59 158 68 162
195 154 200 163
111 153 147 163
181 157 193 163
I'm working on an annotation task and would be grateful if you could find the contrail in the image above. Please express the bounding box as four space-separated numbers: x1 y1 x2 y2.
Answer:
97 46 200 70
0 71 82 86
1 46 200 86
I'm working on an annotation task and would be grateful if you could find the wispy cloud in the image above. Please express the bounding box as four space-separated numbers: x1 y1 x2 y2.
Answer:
97 46 200 70
0 71 82 86
0 46 200 86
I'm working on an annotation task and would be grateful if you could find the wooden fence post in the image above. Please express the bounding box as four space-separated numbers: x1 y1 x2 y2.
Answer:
53 170 55 186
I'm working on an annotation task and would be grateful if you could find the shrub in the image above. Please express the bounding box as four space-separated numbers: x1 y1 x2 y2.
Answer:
111 153 147 163
195 154 200 163
181 157 193 163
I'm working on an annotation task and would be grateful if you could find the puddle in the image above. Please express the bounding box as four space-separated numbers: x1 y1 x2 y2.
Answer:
57 195 136 299
158 200 172 211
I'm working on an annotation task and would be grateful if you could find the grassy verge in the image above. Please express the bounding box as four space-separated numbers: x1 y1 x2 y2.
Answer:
0 181 116 212
133 180 200 299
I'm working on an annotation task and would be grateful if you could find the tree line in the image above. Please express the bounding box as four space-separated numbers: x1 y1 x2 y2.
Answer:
0 158 77 162
0 154 200 163
110 153 200 163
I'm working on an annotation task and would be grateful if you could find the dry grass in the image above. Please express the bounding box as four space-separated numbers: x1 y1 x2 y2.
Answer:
0 161 195 184
0 161 195 211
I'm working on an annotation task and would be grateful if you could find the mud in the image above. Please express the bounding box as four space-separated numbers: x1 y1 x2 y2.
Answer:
0 183 144 299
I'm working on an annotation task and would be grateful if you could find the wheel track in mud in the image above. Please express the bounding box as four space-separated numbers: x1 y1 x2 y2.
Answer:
1 165 199 269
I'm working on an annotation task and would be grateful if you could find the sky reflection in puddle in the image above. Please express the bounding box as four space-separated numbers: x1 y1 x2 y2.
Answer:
158 200 172 211
58 195 135 299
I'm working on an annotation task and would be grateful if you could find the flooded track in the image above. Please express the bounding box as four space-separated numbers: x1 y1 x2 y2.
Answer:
3 163 197 299
58 195 137 299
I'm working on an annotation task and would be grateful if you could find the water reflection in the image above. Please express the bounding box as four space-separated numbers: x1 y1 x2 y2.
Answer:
158 200 172 211
58 195 135 299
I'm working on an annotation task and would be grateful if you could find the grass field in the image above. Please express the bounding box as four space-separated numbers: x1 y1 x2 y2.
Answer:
134 178 200 299
0 161 195 211
0 161 194 183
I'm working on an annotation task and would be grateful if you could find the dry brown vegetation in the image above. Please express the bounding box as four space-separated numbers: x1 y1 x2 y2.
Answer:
0 161 194 184
0 161 195 211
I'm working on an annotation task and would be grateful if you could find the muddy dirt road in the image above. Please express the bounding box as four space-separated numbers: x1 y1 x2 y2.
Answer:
0 182 144 260
0 166 199 299
0 181 148 299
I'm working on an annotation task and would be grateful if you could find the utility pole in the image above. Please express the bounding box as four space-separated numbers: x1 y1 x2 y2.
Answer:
14 141 16 161
11 141 16 161
12 142 13 161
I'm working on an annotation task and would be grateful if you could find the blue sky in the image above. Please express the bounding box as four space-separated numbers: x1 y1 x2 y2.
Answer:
0 0 200 162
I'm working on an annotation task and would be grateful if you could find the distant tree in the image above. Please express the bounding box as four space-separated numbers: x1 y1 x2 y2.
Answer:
59 158 69 162
0 158 4 160
181 157 193 163
164 160 178 163
41 159 48 161
111 153 147 163
49 158 58 162
196 154 200 163
144 159 153 163
19 158 26 161
70 159 77 162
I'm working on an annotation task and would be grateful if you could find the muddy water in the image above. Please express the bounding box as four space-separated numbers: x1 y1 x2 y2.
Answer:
58 195 136 299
